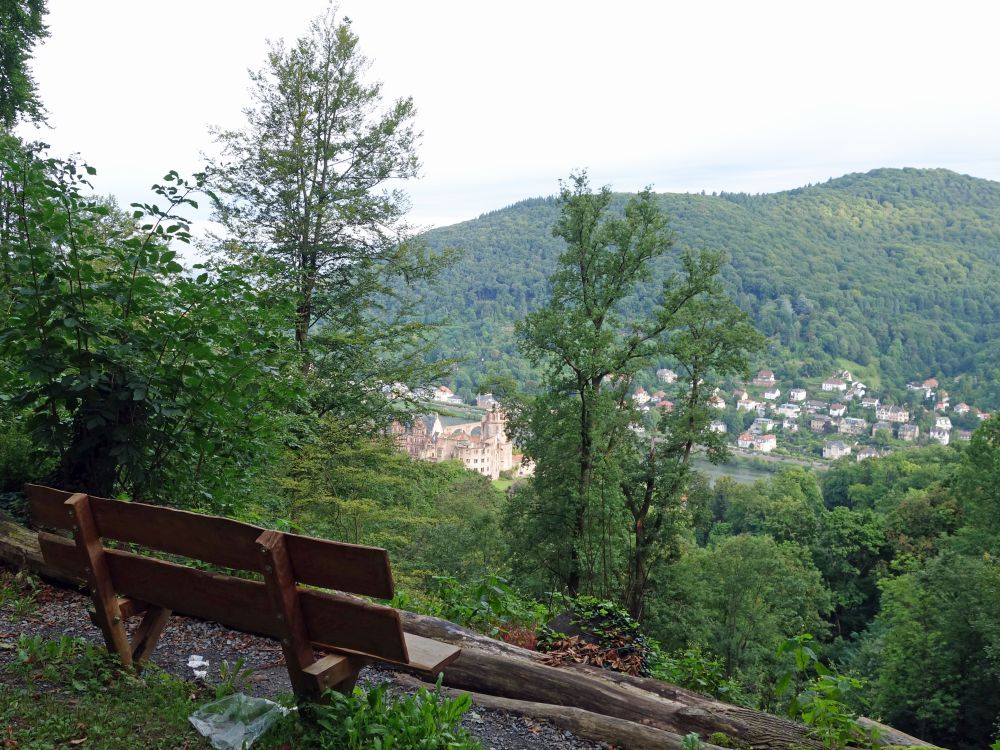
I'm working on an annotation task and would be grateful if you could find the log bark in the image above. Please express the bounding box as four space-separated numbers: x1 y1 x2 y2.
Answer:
393 672 726 750
1 510 934 750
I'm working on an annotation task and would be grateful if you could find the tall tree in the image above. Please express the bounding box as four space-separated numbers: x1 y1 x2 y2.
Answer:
620 274 763 618
209 10 440 392
0 0 48 128
515 173 754 597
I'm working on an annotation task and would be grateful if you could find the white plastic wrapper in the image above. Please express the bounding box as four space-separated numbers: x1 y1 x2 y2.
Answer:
189 694 291 750
188 654 209 680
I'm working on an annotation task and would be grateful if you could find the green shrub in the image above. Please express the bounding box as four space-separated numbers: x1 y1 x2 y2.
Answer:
262 677 482 749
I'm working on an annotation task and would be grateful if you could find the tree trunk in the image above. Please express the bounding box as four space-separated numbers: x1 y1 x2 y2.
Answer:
0 511 934 750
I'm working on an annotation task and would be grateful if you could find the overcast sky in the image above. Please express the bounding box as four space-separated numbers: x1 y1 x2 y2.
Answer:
19 0 1000 230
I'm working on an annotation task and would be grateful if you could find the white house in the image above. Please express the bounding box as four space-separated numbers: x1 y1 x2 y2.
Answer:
433 385 455 402
656 368 677 383
829 403 847 418
709 420 728 433
823 441 852 459
776 403 801 418
876 405 909 424
822 377 847 392
752 369 777 386
754 434 777 452
789 388 807 402
763 387 781 401
737 432 755 449
709 394 726 409
929 427 950 445
737 398 760 411
632 386 651 405
935 416 952 431
750 417 776 434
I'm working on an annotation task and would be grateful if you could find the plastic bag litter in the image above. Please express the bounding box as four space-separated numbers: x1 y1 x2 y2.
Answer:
189 694 291 750
188 654 209 680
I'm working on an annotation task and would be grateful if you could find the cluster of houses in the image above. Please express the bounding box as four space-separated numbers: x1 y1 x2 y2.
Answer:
390 368 993 477
635 369 991 462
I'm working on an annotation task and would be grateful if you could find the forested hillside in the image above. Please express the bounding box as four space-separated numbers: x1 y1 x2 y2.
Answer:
415 168 1000 406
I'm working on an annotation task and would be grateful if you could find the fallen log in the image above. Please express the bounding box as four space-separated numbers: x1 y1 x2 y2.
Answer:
1 509 935 750
393 671 726 750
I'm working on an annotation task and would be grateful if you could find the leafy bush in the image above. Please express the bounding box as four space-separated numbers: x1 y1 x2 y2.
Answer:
262 677 482 749
425 573 547 639
776 634 879 750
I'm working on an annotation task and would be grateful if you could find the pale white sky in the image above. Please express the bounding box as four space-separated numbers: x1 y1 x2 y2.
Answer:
19 0 1000 229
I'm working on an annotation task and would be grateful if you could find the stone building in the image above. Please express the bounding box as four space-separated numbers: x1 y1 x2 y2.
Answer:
390 407 514 480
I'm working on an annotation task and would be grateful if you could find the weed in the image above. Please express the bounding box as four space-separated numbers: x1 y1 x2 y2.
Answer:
215 656 255 698
11 634 123 692
0 569 38 617
261 674 482 749
683 732 705 750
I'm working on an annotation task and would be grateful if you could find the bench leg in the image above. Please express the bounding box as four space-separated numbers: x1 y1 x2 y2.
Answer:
257 530 322 699
130 605 172 666
67 494 133 668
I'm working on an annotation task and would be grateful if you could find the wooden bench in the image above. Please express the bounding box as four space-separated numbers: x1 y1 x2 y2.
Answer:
25 484 461 698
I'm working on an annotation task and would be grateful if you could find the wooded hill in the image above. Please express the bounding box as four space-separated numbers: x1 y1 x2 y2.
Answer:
412 168 1000 406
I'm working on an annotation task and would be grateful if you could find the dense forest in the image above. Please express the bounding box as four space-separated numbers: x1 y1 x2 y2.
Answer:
2 4 999 750
412 169 1000 407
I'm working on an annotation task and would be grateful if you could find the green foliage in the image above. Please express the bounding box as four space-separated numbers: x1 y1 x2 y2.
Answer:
12 634 125 693
0 0 48 127
776 634 879 750
208 7 449 412
682 732 705 750
651 646 749 704
260 420 505 585
411 169 1000 410
511 172 761 611
865 549 1000 749
0 568 38 616
652 534 830 684
425 573 546 638
0 137 295 504
214 657 254 699
262 677 482 749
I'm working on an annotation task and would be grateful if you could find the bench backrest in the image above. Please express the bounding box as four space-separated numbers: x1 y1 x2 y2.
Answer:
26 484 408 663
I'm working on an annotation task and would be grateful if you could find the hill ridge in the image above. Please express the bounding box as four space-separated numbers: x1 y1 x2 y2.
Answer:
411 168 1000 407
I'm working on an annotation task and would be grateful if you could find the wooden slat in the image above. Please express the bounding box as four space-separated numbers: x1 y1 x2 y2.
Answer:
26 485 393 598
38 533 407 662
401 633 462 673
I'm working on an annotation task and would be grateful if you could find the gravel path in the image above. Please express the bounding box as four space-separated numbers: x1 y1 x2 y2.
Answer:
0 572 606 750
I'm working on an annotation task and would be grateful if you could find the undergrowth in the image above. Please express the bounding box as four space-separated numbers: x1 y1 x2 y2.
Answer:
259 676 483 749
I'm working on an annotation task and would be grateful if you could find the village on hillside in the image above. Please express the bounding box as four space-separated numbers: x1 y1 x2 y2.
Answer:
387 369 992 477
642 367 991 463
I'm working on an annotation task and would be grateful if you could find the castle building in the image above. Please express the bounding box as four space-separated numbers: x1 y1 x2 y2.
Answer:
390 407 514 480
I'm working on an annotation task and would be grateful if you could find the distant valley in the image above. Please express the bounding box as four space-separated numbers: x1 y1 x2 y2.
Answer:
409 168 1000 409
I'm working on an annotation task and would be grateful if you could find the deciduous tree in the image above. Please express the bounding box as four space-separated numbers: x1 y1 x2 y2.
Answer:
209 9 444 408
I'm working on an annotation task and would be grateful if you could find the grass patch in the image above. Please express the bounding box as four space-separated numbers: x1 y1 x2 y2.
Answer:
0 658 212 749
492 479 513 492
1 634 481 750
